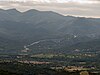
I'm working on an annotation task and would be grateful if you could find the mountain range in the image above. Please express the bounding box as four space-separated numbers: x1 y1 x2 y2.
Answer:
0 9 100 54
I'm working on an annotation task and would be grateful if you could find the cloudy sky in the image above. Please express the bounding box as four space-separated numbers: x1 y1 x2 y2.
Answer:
0 0 100 18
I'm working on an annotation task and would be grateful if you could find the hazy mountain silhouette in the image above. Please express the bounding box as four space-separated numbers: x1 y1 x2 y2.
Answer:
0 9 100 54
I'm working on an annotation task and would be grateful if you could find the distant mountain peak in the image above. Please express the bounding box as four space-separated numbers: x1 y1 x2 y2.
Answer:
23 9 40 14
6 9 21 13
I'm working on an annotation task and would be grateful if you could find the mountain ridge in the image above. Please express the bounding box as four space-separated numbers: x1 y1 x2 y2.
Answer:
1 8 100 19
0 9 100 54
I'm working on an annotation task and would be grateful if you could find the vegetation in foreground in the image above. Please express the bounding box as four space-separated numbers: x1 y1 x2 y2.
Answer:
0 61 100 75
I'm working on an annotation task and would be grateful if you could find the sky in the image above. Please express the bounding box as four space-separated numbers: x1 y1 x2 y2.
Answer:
0 0 100 18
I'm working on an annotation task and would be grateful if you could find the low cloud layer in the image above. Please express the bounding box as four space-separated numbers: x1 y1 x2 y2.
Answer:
0 0 100 18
